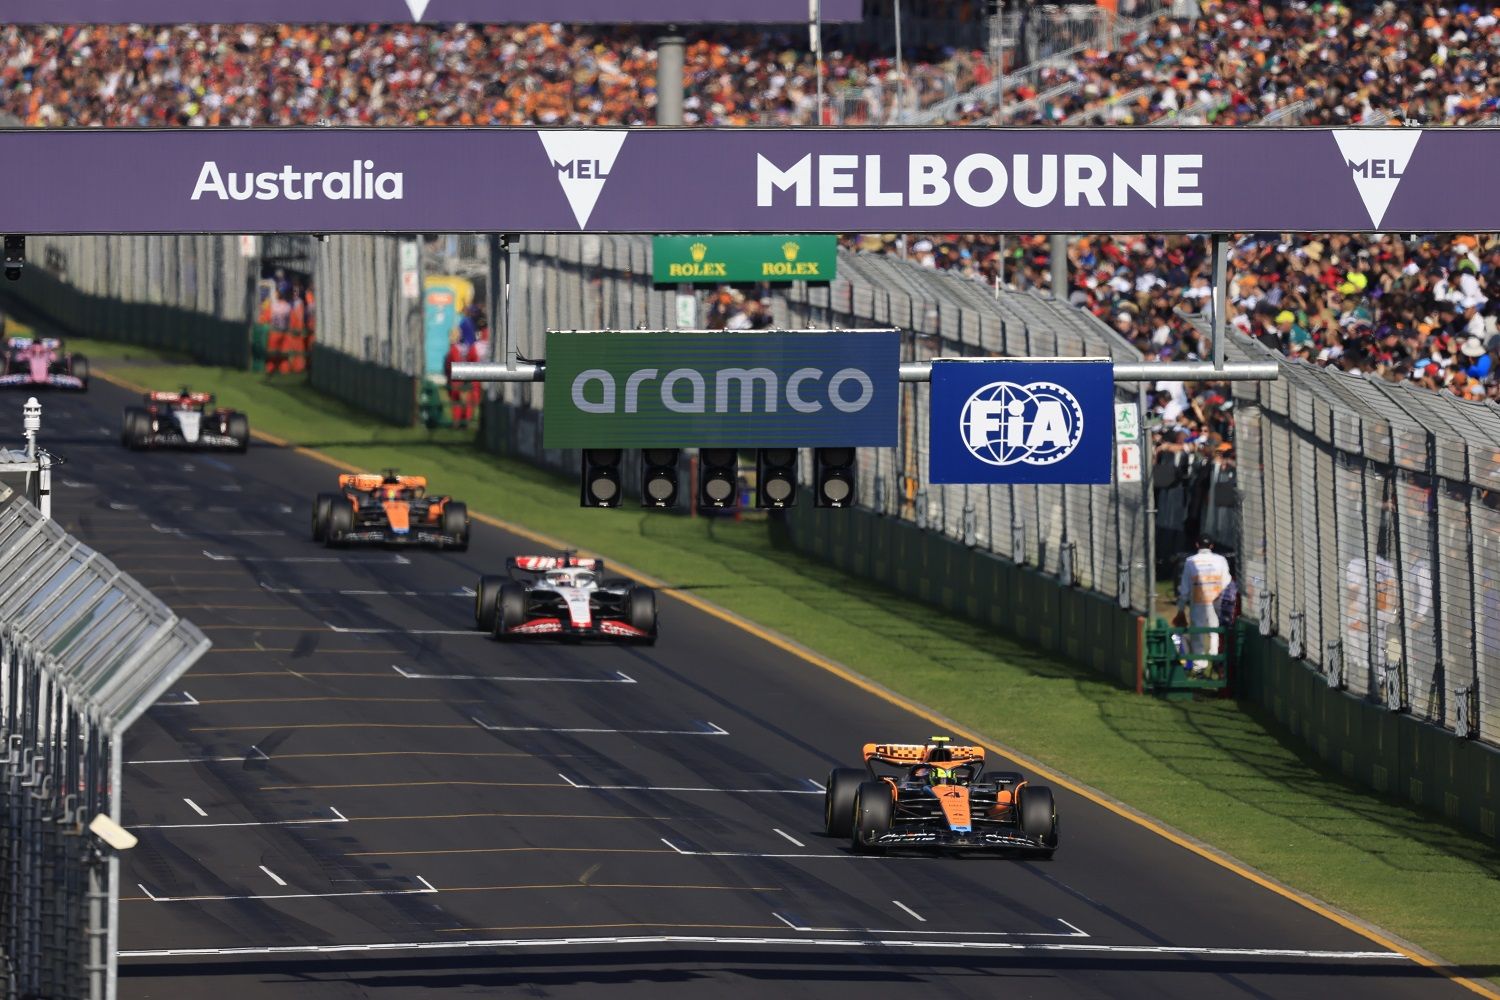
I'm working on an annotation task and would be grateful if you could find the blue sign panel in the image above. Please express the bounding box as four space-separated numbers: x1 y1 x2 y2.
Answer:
928 359 1114 484
543 331 900 448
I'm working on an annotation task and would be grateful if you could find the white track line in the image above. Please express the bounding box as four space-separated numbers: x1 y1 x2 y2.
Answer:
556 773 819 795
128 747 269 766
772 914 1087 939
153 691 199 707
772 829 805 848
660 837 908 861
258 866 287 887
804 778 826 791
204 550 410 565
327 622 475 636
118 938 1409 960
135 884 158 902
260 582 474 597
131 806 347 831
892 900 927 923
153 524 286 537
394 664 636 684
474 717 726 736
182 799 208 818
134 879 437 904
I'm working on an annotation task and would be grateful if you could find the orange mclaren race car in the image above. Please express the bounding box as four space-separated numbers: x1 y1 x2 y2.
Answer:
312 470 469 550
823 737 1058 856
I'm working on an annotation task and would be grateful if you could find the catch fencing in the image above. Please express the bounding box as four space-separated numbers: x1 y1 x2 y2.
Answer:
2 235 255 368
0 485 210 1000
1223 329 1500 747
483 236 1154 615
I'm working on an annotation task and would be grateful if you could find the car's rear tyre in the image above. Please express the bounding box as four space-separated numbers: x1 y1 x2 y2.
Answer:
823 767 865 838
475 574 506 633
226 413 250 453
71 354 89 389
494 583 527 638
325 502 353 547
442 502 469 551
311 493 337 542
851 781 893 854
121 407 150 450
1018 785 1058 858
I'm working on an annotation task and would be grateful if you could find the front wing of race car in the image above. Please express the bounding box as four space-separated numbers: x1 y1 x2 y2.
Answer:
137 429 243 450
503 617 652 641
867 825 1048 851
337 525 465 547
0 372 85 390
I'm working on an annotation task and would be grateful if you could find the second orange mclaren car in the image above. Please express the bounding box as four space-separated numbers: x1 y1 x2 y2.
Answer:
312 469 469 550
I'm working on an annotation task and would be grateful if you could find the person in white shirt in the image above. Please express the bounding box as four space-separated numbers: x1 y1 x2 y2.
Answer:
1177 535 1233 674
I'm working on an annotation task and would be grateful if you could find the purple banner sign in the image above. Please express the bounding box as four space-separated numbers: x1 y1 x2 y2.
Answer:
0 127 1470 235
5 0 860 23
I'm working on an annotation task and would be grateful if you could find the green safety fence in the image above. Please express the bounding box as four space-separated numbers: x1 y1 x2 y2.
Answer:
307 344 417 427
1236 624 1500 844
0 265 250 369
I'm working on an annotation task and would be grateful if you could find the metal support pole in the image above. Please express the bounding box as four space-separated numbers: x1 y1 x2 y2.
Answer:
813 0 824 124
655 33 685 127
1211 233 1228 371
1050 234 1068 300
1139 383 1156 610
486 233 502 400
992 0 1004 120
499 236 518 372
894 0 905 122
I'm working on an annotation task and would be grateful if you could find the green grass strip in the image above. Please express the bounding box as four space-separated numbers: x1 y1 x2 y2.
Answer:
77 340 1500 980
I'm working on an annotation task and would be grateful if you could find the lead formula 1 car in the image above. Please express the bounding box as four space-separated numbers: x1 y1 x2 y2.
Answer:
121 389 249 451
312 470 470 550
2 336 88 391
474 554 657 644
823 737 1058 857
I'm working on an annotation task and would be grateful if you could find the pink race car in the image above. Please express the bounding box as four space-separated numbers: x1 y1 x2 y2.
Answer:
1 337 89 391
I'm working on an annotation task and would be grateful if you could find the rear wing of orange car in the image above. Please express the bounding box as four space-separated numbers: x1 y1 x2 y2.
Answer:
340 473 428 492
862 743 985 767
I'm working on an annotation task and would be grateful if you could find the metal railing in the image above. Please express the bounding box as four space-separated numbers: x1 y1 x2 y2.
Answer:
0 483 210 999
1219 329 1500 747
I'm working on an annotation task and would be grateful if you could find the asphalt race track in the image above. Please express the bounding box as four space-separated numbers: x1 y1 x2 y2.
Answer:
10 377 1472 999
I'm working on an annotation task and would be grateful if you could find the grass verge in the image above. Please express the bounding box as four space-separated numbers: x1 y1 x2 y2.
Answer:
78 340 1500 983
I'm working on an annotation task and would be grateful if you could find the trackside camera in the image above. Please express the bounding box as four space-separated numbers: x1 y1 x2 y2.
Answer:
89 813 138 852
4 235 24 281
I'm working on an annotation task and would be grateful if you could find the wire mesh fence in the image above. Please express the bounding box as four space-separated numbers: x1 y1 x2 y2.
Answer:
0 481 210 999
1224 329 1500 747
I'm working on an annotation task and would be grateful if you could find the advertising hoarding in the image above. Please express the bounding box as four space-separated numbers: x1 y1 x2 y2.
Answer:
652 235 837 283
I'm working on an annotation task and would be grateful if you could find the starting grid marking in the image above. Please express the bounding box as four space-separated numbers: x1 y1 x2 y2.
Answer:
129 807 348 831
326 621 479 636
203 549 411 565
132 875 437 904
557 773 822 796
473 716 727 737
393 664 636 684
260 581 475 597
117 937 1408 961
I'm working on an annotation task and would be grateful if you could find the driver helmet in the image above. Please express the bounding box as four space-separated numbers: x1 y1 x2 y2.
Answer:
927 766 957 786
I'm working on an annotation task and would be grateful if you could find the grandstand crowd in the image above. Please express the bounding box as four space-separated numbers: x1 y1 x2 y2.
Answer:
3 0 1498 461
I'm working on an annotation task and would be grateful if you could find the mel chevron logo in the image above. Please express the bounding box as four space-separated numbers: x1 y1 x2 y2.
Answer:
538 131 628 229
1331 129 1422 229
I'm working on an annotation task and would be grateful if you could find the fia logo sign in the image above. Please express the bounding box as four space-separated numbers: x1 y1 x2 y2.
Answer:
537 132 629 228
1331 130 1422 228
960 381 1084 467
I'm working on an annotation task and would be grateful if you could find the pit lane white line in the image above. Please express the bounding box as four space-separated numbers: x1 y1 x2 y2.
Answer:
327 622 476 636
204 549 411 565
394 664 636 684
127 747 269 766
131 877 437 904
772 829 805 848
771 914 1089 939
892 900 927 923
474 717 727 736
557 773 820 795
259 581 476 597
117 938 1408 960
153 691 199 707
129 806 348 830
